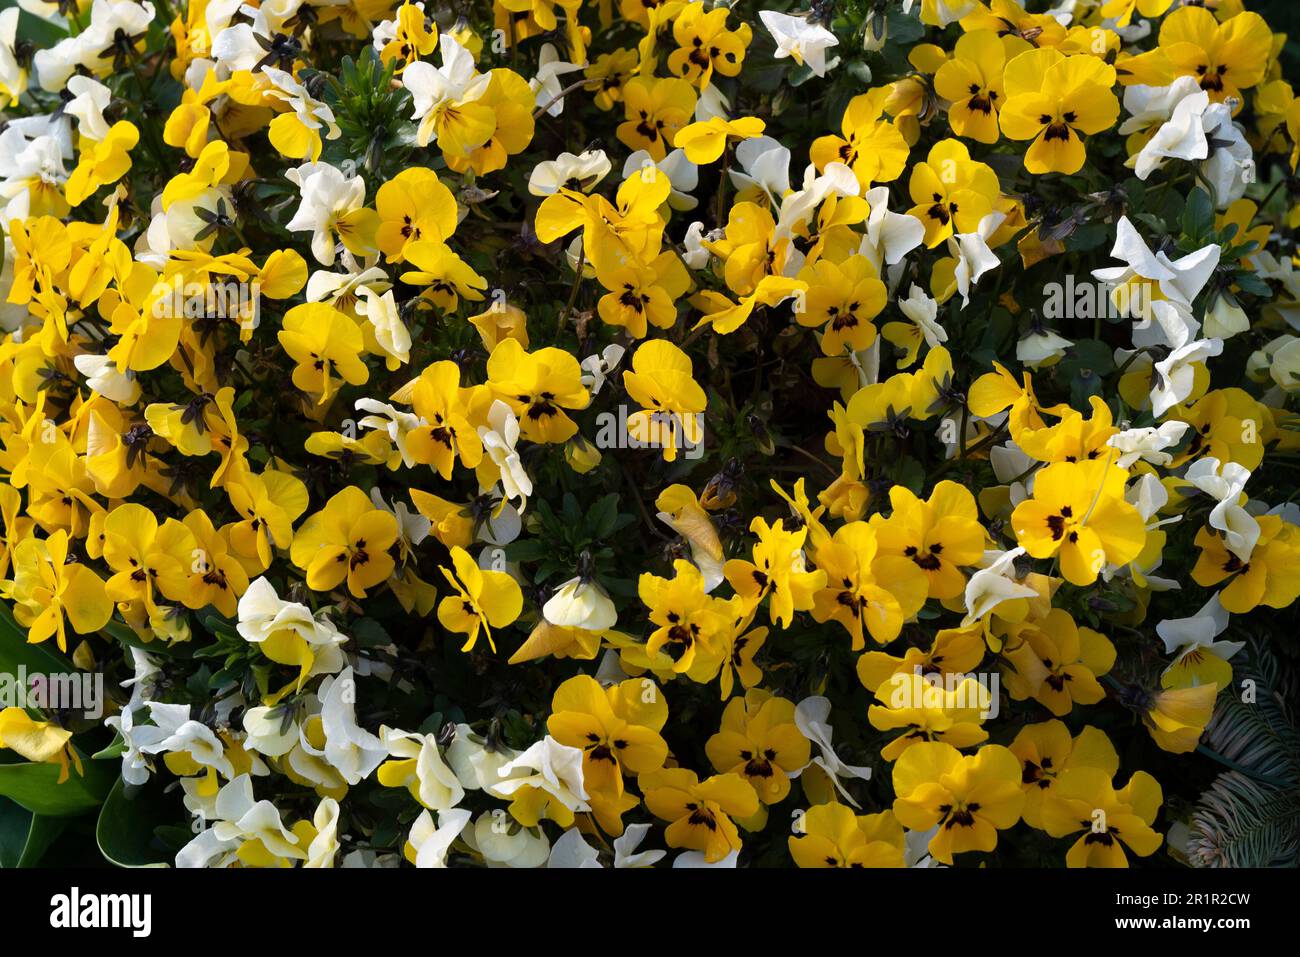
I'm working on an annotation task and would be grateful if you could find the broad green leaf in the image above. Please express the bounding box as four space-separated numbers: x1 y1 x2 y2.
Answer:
96 776 182 868
0 757 115 817
0 796 65 867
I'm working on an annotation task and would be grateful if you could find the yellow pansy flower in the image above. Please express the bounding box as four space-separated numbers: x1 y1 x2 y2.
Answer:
400 239 488 313
278 302 371 403
795 256 887 357
486 337 590 444
666 1 752 88
724 517 826 628
868 671 990 760
907 138 1001 247
705 691 810 804
810 88 909 189
547 675 669 834
0 708 83 783
789 804 905 868
621 339 706 462
535 169 671 274
8 530 113 652
674 116 765 165
374 167 459 262
933 31 1025 144
615 77 697 160
870 481 986 601
1011 459 1147 586
641 767 758 863
435 544 523 652
290 485 399 598
65 121 139 206
1040 767 1163 867
1010 720 1119 828
1000 608 1116 716
810 520 928 649
999 49 1119 175
891 742 1025 865
1191 514 1300 612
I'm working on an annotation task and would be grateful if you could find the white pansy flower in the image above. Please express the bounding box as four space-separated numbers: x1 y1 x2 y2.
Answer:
580 343 626 395
487 736 590 815
759 10 840 77
529 149 612 196
356 285 411 367
546 827 603 868
0 129 67 223
1156 593 1243 688
1200 101 1255 207
0 8 26 105
242 705 301 758
136 701 235 779
236 577 348 679
694 82 730 121
1094 216 1219 318
403 33 491 148
543 577 618 632
962 547 1040 626
1151 336 1223 417
1119 76 1202 138
75 354 142 404
306 252 391 310
1130 85 1211 180
729 135 790 208
64 76 113 141
407 808 472 867
1106 421 1190 468
613 823 667 867
210 0 302 73
530 42 585 117
318 668 388 786
897 284 947 348
682 221 718 270
794 697 871 807
947 211 1005 306
775 160 858 240
284 161 371 266
469 810 550 867
478 399 533 510
176 774 304 868
1183 457 1259 562
445 723 519 791
1016 327 1074 368
859 188 926 281
378 727 466 812
305 797 342 868
355 398 421 467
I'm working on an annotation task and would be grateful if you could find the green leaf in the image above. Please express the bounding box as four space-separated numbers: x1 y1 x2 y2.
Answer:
1233 271 1272 298
0 757 115 817
96 775 183 868
0 797 65 868
1181 187 1214 244
92 731 127 761
588 494 620 540
845 59 872 84
1064 222 1108 252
